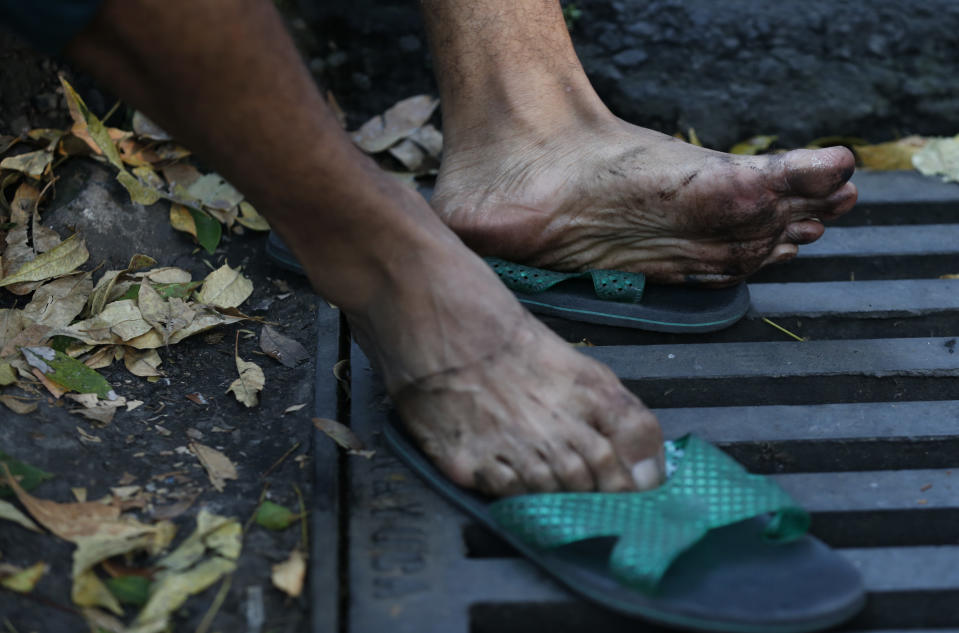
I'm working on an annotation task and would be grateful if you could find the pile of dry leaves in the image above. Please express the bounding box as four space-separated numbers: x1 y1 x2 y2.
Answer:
0 75 323 631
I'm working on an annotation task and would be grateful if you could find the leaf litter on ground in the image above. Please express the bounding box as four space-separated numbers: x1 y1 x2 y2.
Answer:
227 332 264 407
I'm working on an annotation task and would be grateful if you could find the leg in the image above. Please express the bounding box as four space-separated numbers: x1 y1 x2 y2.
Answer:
421 0 857 285
62 0 664 494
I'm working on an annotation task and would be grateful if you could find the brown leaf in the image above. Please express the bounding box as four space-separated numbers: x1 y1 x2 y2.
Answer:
160 163 202 189
86 254 157 317
0 149 52 178
388 138 428 172
0 322 52 357
132 111 172 141
10 181 39 225
227 353 264 407
197 264 252 309
22 273 93 328
1 463 121 541
311 417 374 458
259 325 308 368
0 234 89 289
271 548 306 597
62 299 152 345
189 442 238 492
0 395 39 415
123 347 162 377
408 123 443 158
117 138 162 166
854 136 928 171
913 135 959 183
32 368 67 398
0 561 48 593
351 95 439 153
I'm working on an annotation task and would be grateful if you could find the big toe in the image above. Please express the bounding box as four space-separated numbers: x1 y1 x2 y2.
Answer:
778 146 856 198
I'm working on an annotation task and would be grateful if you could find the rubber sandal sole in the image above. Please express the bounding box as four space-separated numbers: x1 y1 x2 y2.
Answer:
266 232 750 333
383 417 865 633
510 278 750 333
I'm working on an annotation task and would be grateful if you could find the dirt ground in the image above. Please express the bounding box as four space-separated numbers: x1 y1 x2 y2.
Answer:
0 12 349 632
0 153 322 633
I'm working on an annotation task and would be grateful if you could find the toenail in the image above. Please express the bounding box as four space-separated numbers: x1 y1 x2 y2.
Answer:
631 451 665 490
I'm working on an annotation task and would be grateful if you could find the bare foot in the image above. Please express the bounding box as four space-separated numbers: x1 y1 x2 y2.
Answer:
433 119 857 286
346 241 664 496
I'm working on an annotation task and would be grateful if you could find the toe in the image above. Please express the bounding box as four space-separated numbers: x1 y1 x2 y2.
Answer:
587 381 664 490
775 146 856 198
472 457 527 497
553 441 596 491
577 432 634 492
761 242 799 267
816 181 858 221
784 219 825 244
519 450 562 493
778 181 858 223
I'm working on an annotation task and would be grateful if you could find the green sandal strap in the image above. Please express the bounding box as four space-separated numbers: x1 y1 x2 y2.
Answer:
488 435 809 593
486 257 646 304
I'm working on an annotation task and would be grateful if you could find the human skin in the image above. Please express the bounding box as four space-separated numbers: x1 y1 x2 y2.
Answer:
421 0 858 285
64 0 665 496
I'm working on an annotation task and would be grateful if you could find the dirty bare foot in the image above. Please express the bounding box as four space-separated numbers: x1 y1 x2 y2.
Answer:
347 240 664 496
419 0 856 286
433 119 857 286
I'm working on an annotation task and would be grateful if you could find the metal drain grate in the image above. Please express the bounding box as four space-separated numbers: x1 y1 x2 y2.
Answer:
317 171 959 633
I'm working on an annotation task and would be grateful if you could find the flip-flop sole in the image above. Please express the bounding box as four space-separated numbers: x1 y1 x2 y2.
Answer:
383 417 865 633
512 278 751 333
267 232 750 333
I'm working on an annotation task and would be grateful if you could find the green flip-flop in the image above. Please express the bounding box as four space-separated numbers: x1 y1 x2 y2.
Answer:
384 419 865 632
486 258 751 333
265 234 749 333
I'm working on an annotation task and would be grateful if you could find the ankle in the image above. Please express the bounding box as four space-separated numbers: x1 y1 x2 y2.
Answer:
441 77 615 155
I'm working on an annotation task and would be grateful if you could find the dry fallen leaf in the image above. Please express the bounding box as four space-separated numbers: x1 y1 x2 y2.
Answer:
0 498 42 532
236 201 270 231
259 325 308 368
22 273 93 328
132 111 172 141
196 264 252 309
135 556 235 628
389 138 428 172
0 149 52 178
189 442 238 492
67 393 127 426
729 135 778 155
312 417 375 458
71 517 175 615
86 253 157 317
854 136 928 171
0 233 89 289
227 335 264 407
351 94 439 153
1 462 121 541
271 548 306 598
124 347 163 377
0 561 48 593
62 299 153 345
913 135 959 183
0 394 39 415
408 123 443 158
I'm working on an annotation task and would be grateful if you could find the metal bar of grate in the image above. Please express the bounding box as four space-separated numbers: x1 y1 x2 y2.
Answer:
319 173 959 632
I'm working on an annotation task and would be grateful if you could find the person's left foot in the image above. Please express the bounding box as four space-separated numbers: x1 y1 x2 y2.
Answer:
433 117 857 286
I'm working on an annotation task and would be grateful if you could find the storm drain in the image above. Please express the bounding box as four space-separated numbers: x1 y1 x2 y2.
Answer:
314 171 959 633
